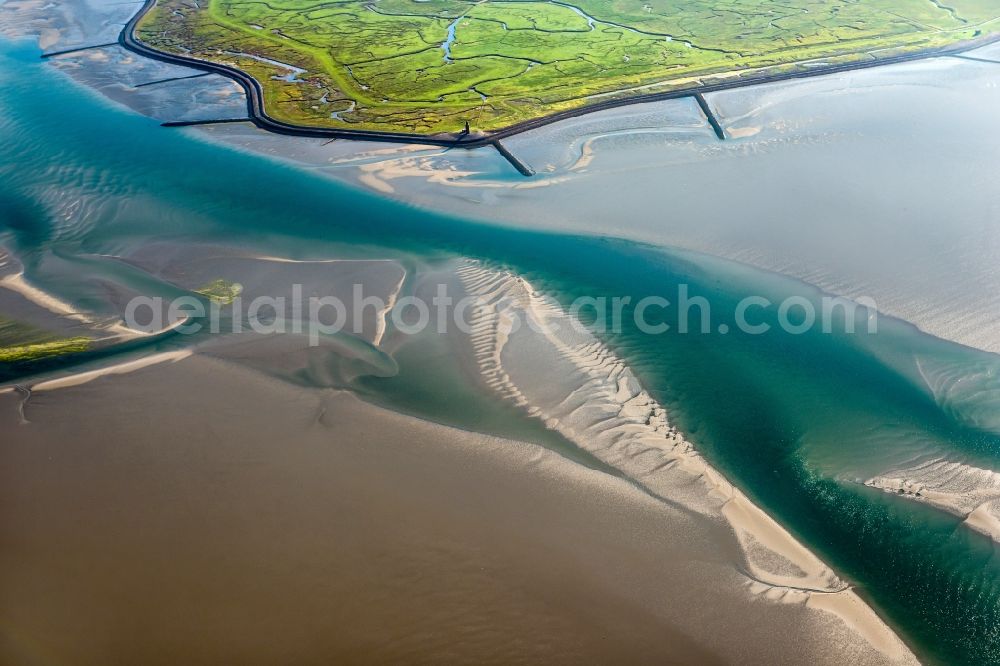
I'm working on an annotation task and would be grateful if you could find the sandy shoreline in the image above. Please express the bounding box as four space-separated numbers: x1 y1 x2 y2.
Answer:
0 247 918 664
866 459 1000 543
455 260 915 662
9 0 1000 357
0 346 915 665
118 0 1000 147
0 4 951 660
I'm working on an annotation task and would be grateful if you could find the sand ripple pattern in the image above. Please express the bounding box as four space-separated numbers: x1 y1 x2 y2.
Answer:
456 260 919 661
458 261 841 593
917 354 1000 434
867 459 1000 542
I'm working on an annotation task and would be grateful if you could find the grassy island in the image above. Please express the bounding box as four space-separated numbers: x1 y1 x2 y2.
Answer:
135 0 1000 133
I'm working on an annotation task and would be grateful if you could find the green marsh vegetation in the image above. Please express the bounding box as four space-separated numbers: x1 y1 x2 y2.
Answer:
194 279 243 304
0 318 90 364
135 0 1000 132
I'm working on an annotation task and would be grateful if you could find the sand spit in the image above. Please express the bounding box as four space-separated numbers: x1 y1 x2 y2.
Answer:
18 0 1000 359
1 336 911 665
866 459 1000 542
31 350 192 392
0 243 917 663
244 255 397 265
114 244 410 349
455 260 916 663
0 250 93 326
0 247 148 339
0 355 720 664
374 270 405 347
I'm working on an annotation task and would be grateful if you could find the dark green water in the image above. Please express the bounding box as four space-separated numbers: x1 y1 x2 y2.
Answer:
3 39 1000 663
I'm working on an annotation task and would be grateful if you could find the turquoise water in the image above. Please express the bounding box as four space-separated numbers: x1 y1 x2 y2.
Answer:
4 39 1000 663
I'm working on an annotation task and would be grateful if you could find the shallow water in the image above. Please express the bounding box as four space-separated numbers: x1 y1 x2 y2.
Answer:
301 53 1000 355
4 36 1000 664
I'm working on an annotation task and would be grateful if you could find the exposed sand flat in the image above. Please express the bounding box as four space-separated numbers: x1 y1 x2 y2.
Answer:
186 55 1000 360
0 270 151 338
30 350 191 392
118 243 410 348
374 270 405 347
0 247 147 339
1 354 716 664
0 253 191 355
455 260 916 664
866 459 1000 542
17 0 1000 362
358 170 396 194
0 249 93 326
867 459 1000 516
727 125 761 138
1 343 912 665
850 354 1000 542
916 353 1000 433
965 500 1000 542
0 5 953 656
0 245 916 664
245 255 397 265
357 157 491 192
